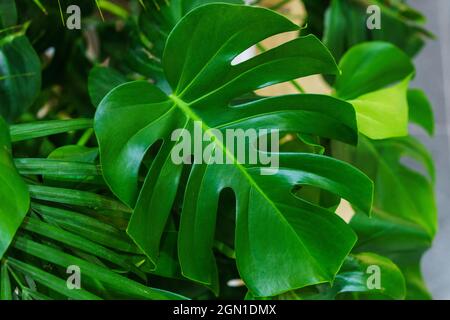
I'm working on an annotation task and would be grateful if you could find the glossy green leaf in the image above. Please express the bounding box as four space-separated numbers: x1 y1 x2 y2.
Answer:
95 4 373 297
348 76 410 139
45 145 102 185
0 34 41 122
334 42 414 100
297 134 325 155
48 145 98 162
0 117 29 259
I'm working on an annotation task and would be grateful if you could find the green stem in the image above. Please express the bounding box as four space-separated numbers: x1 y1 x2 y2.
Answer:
32 0 47 15
97 0 129 19
95 0 105 21
57 0 65 27
77 128 94 146
138 0 147 10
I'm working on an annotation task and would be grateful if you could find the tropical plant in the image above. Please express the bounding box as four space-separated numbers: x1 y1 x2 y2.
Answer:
0 0 438 300
302 0 433 62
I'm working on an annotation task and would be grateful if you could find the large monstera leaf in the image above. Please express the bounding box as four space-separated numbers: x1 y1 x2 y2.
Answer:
95 4 373 297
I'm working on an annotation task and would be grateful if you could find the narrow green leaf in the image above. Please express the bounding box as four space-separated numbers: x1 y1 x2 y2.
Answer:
14 159 101 177
22 217 146 279
31 0 47 15
408 89 434 136
48 145 98 162
13 237 188 299
31 203 141 254
28 185 131 214
10 119 93 142
21 287 51 300
97 1 129 19
6 257 101 300
1 261 12 300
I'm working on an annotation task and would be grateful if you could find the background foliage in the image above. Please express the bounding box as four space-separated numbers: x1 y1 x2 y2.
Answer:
0 0 437 300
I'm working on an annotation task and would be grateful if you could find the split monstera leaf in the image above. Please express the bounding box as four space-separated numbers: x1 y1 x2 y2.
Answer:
95 4 373 297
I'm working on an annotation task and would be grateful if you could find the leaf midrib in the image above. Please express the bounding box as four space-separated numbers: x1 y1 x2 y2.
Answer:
169 93 329 278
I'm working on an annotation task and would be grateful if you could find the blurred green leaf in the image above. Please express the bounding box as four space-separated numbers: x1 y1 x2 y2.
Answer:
0 0 17 28
0 34 41 122
408 89 434 136
88 66 128 108
0 117 29 259
10 119 93 142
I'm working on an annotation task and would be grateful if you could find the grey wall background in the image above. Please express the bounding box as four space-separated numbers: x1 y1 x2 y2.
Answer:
410 0 450 300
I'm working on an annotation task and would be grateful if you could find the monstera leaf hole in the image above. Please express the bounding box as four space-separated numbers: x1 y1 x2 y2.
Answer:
215 188 237 253
399 157 432 183
230 45 256 66
137 139 164 194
